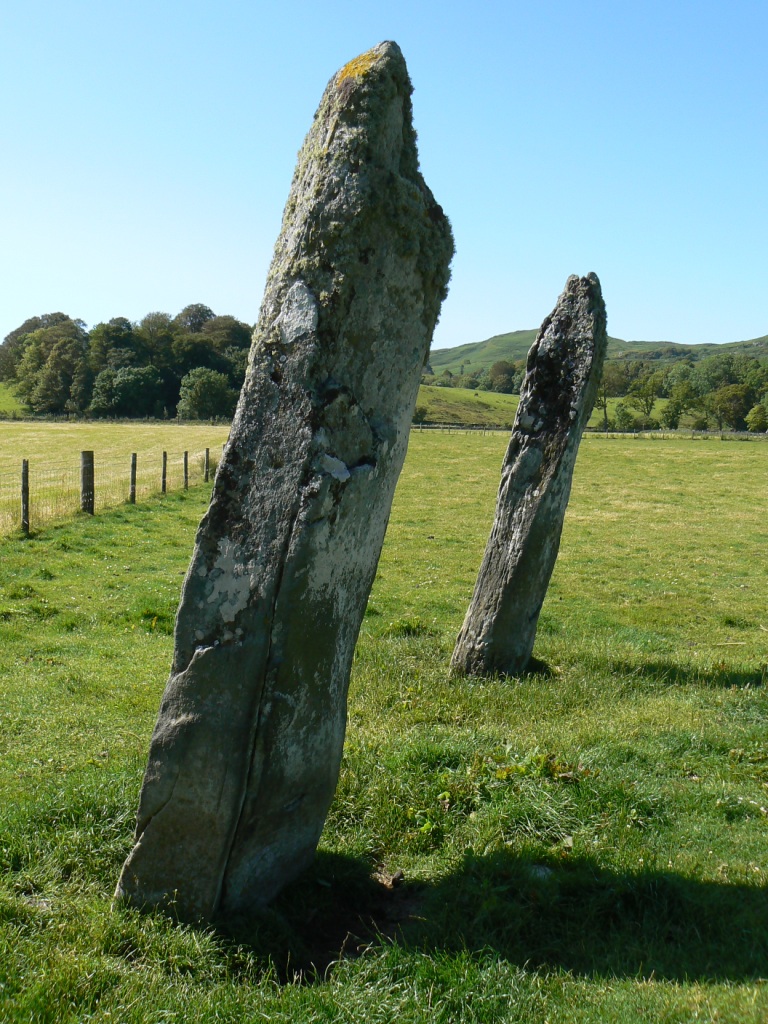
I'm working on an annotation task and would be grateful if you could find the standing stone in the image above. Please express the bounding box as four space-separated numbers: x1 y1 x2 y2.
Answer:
450 274 606 677
115 41 453 921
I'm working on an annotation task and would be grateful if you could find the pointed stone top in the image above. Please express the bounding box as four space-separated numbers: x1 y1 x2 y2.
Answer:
317 41 412 147
335 41 403 86
517 272 607 438
265 40 450 342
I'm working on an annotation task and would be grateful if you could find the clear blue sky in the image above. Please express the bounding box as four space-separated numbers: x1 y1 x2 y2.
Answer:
1 0 765 351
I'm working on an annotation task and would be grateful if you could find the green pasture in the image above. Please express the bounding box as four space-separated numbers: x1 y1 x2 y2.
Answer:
416 384 519 427
0 422 231 534
0 382 26 416
0 421 231 466
416 385 669 429
1 432 767 1021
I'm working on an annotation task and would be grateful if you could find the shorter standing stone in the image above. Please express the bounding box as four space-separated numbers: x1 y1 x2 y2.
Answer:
450 274 607 677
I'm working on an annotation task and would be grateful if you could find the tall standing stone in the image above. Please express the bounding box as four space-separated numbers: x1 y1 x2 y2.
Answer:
450 274 606 677
115 42 453 921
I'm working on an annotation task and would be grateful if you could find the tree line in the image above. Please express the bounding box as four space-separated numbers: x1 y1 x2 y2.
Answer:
5 307 768 431
0 304 253 419
425 352 768 432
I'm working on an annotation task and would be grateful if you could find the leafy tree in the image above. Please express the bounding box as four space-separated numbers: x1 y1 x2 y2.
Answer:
177 368 238 420
595 363 627 429
68 358 93 414
135 312 176 370
0 313 72 381
89 369 118 417
691 353 742 398
113 366 163 417
14 319 90 412
30 340 79 413
173 303 215 334
200 315 252 353
89 317 140 375
488 360 518 394
90 365 163 417
615 402 638 432
171 333 230 378
2 302 253 419
706 384 752 430
660 379 700 429
626 370 663 425
745 403 768 432
731 354 768 395
221 346 249 388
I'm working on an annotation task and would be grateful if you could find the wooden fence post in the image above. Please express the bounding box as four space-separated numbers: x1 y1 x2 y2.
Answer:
183 451 189 490
204 448 210 483
162 451 167 494
81 451 95 515
21 459 29 536
129 453 137 504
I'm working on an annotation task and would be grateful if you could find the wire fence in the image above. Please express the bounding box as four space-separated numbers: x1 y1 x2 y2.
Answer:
4 426 764 536
0 447 220 536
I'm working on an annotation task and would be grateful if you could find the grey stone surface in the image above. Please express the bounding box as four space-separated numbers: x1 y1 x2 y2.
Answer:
115 41 453 922
450 274 607 677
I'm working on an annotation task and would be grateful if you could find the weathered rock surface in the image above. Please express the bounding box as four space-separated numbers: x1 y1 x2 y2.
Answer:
115 41 453 921
450 274 606 677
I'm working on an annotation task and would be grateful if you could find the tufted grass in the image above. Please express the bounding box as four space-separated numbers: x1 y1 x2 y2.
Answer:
1 432 767 1021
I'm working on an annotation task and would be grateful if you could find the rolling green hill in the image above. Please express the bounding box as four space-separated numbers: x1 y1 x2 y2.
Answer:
429 330 768 376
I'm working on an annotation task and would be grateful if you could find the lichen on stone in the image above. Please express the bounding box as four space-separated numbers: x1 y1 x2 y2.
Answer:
335 47 380 84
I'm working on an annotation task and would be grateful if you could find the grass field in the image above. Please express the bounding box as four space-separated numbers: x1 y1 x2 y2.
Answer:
416 385 519 426
1 431 767 1021
417 385 670 429
0 423 231 534
0 383 26 416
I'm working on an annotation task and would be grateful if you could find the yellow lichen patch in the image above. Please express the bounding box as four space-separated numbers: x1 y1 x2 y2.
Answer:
336 48 379 84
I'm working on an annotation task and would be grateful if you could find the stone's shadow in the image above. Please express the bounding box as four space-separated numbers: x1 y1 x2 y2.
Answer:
417 849 768 981
605 658 765 689
220 848 768 983
523 655 554 677
218 852 402 981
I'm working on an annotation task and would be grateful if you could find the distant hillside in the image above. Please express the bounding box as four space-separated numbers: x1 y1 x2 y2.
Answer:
430 330 768 375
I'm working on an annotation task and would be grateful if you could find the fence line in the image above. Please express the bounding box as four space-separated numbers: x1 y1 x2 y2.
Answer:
4 427 764 535
0 446 221 536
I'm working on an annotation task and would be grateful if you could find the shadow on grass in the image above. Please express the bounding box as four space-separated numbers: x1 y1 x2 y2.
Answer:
606 658 765 689
523 655 554 677
227 848 768 983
